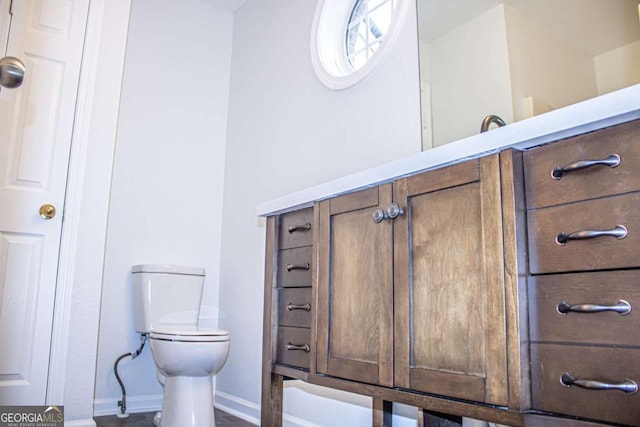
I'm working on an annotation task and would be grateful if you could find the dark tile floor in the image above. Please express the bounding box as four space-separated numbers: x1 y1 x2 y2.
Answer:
94 408 255 426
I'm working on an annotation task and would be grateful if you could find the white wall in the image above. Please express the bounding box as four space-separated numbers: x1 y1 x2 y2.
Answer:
216 0 422 426
93 0 234 414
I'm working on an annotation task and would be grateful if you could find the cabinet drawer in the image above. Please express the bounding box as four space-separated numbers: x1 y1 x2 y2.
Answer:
529 271 640 346
531 344 640 426
276 326 310 370
524 119 640 209
277 246 312 287
528 192 640 274
279 208 313 249
278 287 312 328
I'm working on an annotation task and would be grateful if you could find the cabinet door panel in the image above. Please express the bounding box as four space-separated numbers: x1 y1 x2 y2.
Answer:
316 185 393 386
395 156 507 405
330 209 384 362
410 182 485 375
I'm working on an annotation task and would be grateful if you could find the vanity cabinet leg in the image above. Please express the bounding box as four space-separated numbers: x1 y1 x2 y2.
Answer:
373 399 393 427
261 373 283 427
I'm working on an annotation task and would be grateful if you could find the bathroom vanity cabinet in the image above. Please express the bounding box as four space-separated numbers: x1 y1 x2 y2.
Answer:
261 118 640 426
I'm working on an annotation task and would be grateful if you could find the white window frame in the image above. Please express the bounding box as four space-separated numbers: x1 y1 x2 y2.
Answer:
310 0 407 90
345 0 395 70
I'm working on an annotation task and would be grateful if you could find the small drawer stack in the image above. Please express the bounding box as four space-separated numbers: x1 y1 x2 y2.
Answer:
274 208 314 371
524 119 640 426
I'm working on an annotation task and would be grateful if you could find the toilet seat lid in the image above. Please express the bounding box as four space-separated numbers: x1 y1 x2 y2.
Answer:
150 327 229 342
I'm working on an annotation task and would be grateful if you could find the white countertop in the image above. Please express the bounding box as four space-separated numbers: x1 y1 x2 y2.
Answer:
258 85 640 216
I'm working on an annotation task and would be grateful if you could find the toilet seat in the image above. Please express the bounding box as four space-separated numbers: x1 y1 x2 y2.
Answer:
150 327 229 343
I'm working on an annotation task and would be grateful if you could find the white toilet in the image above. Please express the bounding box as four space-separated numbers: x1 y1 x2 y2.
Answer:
131 264 230 427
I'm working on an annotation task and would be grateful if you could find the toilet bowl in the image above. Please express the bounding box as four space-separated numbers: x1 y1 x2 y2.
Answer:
131 264 230 427
150 328 229 427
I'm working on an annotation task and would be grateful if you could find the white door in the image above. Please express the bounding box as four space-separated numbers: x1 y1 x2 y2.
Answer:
0 0 89 404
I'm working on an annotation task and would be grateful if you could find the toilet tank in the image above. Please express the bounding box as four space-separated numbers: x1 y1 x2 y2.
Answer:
131 264 205 333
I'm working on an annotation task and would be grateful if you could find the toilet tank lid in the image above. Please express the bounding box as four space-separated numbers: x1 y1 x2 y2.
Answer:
132 264 205 276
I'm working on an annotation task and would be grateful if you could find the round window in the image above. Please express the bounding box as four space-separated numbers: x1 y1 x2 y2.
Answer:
311 0 406 90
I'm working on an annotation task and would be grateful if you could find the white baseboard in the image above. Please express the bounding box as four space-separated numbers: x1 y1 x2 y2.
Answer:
214 391 260 425
94 390 317 426
214 391 321 427
64 420 96 427
93 394 162 417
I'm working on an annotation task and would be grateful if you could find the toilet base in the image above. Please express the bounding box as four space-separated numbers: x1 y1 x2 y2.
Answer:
160 376 215 427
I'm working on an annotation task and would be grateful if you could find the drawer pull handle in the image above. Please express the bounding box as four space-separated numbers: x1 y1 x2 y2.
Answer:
555 225 628 245
288 223 311 233
557 300 631 316
287 303 311 311
286 343 310 352
551 153 621 179
286 263 310 272
561 372 638 394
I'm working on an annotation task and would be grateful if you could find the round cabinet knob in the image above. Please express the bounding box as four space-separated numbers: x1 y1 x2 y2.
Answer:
372 207 386 223
39 204 56 220
386 203 404 219
0 56 26 89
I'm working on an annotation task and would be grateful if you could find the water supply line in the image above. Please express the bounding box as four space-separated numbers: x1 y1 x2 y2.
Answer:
114 333 148 418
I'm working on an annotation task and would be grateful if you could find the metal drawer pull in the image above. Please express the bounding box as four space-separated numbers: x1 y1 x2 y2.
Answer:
288 223 311 233
561 372 638 394
286 343 310 352
551 153 621 179
287 303 311 311
286 263 310 272
557 299 631 316
555 225 627 245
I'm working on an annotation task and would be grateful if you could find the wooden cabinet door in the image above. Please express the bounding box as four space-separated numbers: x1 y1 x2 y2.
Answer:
316 185 394 386
394 155 508 405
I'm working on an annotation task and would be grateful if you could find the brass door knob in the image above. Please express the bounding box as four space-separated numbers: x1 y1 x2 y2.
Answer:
39 204 56 219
